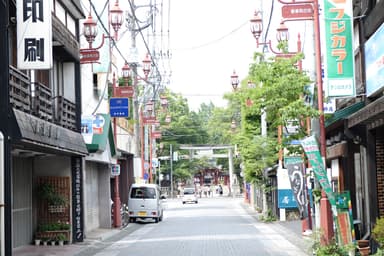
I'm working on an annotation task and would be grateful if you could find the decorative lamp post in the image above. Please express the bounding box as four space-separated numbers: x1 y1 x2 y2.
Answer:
160 96 168 110
142 53 151 79
250 11 263 40
251 13 299 56
121 62 131 85
109 0 123 39
83 14 98 49
276 22 289 42
230 70 239 91
80 1 124 64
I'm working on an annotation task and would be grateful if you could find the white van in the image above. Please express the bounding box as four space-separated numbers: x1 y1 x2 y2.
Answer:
182 187 198 204
128 184 164 223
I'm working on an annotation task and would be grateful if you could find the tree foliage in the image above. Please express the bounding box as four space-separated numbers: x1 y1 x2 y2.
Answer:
227 52 319 184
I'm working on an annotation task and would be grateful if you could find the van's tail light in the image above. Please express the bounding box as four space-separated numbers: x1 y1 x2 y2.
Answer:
151 212 157 216
129 211 134 215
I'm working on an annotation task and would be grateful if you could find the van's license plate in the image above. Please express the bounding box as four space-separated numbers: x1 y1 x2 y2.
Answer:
138 211 147 216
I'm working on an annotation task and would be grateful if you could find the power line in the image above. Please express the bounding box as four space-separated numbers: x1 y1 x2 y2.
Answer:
172 20 249 51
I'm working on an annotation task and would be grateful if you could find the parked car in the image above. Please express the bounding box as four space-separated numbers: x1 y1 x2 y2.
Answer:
128 184 165 223
182 187 198 204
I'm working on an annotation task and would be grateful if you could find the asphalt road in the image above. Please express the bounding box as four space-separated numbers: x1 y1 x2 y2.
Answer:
75 197 309 256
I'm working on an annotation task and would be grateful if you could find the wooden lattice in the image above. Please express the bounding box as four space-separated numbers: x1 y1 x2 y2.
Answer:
36 177 70 232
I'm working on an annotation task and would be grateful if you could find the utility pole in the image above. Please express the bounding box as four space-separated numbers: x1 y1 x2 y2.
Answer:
126 0 153 171
170 144 173 198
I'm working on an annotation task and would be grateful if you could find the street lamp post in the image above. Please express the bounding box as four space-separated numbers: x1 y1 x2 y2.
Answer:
230 70 239 91
137 55 152 183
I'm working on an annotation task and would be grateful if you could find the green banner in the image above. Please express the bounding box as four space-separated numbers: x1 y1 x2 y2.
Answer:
323 0 355 97
301 136 336 206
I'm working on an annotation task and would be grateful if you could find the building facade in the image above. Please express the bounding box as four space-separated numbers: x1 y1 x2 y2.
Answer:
0 0 89 254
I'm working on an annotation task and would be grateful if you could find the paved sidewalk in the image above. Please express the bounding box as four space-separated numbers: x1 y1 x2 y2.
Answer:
239 201 313 255
13 227 123 256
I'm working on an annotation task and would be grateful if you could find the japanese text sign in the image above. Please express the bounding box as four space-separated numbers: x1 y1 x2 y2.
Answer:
323 0 355 97
301 136 336 207
17 0 53 69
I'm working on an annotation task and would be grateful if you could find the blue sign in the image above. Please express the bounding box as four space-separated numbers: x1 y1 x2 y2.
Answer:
278 189 298 208
365 22 384 96
110 98 129 117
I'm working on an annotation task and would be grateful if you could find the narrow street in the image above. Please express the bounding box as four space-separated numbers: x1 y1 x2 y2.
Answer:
74 197 310 256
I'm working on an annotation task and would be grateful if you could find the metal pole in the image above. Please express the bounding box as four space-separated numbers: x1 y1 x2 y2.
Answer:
170 144 173 198
158 160 161 187
313 0 333 243
228 148 234 197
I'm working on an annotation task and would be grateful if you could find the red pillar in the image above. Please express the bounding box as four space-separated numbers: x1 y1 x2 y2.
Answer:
320 191 333 243
313 0 334 243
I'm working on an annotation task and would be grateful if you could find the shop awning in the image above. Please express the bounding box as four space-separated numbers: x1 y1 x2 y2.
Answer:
85 114 116 156
13 109 88 156
325 101 365 128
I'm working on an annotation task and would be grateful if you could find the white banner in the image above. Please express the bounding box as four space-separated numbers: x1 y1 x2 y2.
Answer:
17 0 52 69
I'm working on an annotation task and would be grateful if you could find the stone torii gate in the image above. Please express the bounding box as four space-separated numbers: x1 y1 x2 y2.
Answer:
179 144 239 197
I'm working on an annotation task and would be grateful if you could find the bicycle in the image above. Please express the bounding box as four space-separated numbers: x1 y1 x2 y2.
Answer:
121 204 129 228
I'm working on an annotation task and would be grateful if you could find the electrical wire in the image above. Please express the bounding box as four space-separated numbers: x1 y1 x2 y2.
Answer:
173 20 249 51
85 0 168 113
262 0 275 52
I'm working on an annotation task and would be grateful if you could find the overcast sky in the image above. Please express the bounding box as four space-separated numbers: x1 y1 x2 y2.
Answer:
168 0 258 111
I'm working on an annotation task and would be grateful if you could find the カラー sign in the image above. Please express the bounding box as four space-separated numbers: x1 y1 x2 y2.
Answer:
322 0 355 97
17 0 52 69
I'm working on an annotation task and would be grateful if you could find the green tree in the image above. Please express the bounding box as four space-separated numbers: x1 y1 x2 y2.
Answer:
227 52 319 185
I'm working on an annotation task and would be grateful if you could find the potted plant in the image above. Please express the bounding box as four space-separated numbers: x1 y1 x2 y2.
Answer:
56 233 66 246
343 242 357 256
37 182 67 212
41 237 49 246
34 237 41 246
373 217 384 246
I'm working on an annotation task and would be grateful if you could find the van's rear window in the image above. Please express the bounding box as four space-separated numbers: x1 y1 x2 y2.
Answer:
183 189 195 195
131 187 156 199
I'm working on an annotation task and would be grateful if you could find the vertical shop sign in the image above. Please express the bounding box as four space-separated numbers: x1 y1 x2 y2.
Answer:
301 136 336 207
284 156 308 219
335 191 355 245
322 0 355 97
72 157 84 242
17 0 52 69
